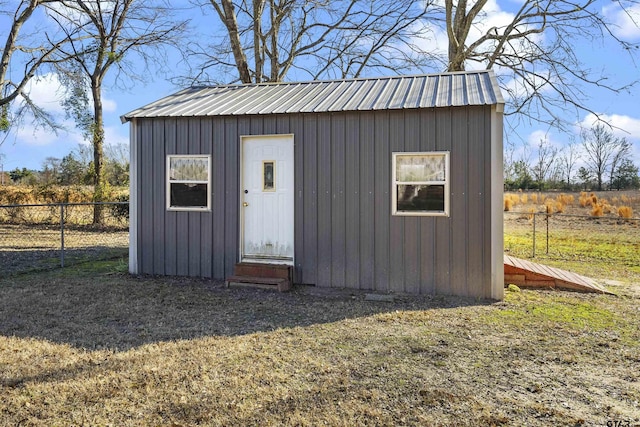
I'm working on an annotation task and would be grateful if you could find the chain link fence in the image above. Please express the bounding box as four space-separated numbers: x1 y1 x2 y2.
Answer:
0 202 129 276
3 201 638 277
504 211 640 267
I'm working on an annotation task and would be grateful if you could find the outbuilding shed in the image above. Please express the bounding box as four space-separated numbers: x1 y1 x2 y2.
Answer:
122 70 505 299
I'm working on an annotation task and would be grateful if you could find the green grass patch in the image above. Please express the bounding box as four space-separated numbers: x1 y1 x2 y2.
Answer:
505 227 640 282
488 291 615 330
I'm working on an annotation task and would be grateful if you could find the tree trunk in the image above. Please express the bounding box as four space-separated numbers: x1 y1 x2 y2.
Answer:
91 78 106 225
218 0 252 83
253 0 265 82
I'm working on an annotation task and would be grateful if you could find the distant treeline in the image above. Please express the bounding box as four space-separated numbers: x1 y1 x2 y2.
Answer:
5 143 129 188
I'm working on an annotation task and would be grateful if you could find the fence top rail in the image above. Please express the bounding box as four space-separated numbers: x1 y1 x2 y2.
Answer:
0 201 128 209
504 211 640 221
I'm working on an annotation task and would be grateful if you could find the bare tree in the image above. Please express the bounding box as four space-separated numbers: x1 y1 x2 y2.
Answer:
557 139 581 189
0 0 85 134
581 124 629 191
531 138 558 187
440 0 639 131
608 137 632 188
186 0 438 84
49 0 186 223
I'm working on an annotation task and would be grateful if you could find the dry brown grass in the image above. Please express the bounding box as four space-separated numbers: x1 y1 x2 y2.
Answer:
504 197 514 211
0 185 128 206
579 191 597 208
618 206 634 219
505 191 640 220
0 186 129 227
591 203 604 217
556 194 574 206
0 261 639 426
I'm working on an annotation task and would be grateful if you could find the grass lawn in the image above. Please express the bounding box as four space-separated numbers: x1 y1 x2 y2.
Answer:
1 259 639 426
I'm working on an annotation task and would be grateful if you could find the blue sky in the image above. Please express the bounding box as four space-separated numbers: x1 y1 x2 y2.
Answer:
1 0 639 174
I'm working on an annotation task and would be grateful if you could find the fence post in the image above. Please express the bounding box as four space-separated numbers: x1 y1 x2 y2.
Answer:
532 213 536 258
546 213 549 255
60 203 65 268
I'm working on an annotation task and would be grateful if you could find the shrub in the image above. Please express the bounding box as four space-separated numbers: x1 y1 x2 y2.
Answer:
618 206 633 219
527 207 535 221
591 203 603 217
557 194 574 206
504 197 513 211
530 193 538 204
109 194 130 222
0 187 34 205
545 202 554 214
579 193 589 207
520 194 528 204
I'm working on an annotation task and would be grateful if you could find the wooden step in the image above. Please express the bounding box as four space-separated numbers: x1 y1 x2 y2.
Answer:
233 262 292 280
225 275 291 292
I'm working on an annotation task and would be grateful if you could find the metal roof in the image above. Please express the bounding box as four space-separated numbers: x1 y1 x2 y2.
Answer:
121 70 504 122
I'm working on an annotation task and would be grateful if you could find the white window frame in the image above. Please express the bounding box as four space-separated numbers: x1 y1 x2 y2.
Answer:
166 155 211 211
392 151 450 217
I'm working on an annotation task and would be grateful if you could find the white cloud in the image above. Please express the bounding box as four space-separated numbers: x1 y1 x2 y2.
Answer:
13 126 61 147
21 72 118 113
603 3 640 40
22 73 66 114
102 97 118 113
577 113 640 141
500 68 555 100
104 125 129 147
414 0 542 71
14 119 84 147
576 113 640 163
527 129 557 146
13 72 119 147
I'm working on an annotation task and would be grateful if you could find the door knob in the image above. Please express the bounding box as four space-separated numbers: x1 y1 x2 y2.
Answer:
243 202 249 207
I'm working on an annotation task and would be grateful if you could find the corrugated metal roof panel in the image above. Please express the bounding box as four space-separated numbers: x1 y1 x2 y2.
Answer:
403 76 424 109
122 70 504 122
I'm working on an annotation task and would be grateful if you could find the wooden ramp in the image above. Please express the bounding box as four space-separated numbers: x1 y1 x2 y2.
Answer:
504 255 612 294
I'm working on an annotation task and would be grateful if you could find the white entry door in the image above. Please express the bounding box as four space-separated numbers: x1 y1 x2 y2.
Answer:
241 135 294 264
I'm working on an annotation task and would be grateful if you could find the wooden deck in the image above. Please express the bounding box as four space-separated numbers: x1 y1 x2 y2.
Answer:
504 255 612 294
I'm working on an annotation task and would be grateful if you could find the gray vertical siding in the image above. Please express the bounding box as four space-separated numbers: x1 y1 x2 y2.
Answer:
134 105 497 297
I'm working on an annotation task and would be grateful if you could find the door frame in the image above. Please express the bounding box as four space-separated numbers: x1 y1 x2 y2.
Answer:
239 133 295 265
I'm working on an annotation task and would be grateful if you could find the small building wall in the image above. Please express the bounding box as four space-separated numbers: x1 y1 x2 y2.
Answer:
130 105 503 298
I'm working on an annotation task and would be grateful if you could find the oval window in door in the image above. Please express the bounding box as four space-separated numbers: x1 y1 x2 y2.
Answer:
263 161 275 191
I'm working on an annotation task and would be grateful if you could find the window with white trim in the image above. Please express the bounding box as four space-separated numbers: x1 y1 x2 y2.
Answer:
167 155 211 211
392 152 449 216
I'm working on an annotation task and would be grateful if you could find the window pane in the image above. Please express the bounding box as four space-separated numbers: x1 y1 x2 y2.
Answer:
169 157 208 181
170 183 208 207
397 184 445 211
396 155 445 182
263 161 275 191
